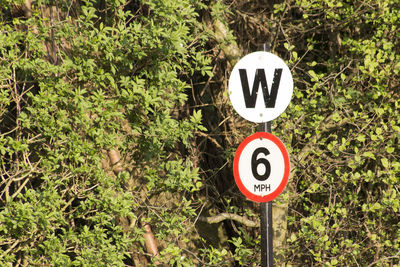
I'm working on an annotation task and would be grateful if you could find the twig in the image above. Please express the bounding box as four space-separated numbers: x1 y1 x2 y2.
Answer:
196 131 223 149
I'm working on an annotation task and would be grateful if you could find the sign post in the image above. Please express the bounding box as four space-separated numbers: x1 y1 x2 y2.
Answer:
229 43 293 267
259 44 274 267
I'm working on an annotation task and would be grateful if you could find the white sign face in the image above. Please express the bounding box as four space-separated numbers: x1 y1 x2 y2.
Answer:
228 51 293 123
233 132 290 202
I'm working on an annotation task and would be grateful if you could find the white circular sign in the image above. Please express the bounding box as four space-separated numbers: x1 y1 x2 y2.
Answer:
228 51 293 123
233 132 290 202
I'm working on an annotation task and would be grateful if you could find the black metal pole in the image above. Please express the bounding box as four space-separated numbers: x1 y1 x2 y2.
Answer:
258 43 274 267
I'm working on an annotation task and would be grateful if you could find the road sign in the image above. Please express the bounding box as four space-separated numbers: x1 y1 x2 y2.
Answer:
233 132 290 202
228 51 293 123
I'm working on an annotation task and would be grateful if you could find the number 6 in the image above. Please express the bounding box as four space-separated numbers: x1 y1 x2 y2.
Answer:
251 147 271 181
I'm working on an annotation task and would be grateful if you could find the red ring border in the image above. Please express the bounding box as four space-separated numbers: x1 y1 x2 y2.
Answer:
233 132 290 202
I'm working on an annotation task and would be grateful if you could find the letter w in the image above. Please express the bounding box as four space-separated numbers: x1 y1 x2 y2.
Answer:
239 68 282 108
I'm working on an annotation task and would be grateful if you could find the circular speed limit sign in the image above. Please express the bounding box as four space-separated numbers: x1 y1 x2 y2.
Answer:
233 132 290 202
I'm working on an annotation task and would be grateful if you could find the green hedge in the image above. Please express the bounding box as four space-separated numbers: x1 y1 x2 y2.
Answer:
0 0 210 265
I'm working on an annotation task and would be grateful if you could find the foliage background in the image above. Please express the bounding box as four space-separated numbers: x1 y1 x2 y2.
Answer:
0 0 399 266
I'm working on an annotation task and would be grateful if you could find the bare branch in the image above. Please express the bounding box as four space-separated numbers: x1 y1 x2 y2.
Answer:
198 212 259 228
142 223 160 264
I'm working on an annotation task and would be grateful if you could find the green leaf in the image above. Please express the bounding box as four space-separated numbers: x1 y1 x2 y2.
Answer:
381 157 389 168
356 134 366 142
363 151 376 159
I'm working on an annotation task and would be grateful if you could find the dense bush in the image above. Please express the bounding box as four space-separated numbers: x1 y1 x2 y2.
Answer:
201 0 400 266
0 0 211 265
1 0 399 266
278 1 400 265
